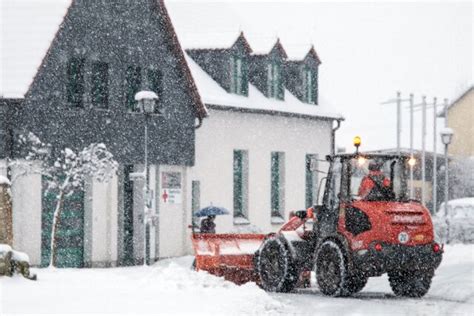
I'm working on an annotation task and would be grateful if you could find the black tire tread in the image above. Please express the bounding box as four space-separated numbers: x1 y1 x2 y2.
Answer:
257 237 298 293
388 269 434 297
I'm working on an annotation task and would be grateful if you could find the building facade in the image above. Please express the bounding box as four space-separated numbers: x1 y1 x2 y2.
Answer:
440 86 474 158
181 33 343 241
1 0 206 267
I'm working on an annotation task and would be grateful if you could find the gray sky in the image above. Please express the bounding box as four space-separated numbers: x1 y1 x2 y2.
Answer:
167 0 472 152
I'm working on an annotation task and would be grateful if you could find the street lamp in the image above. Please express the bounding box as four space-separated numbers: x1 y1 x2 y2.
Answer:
440 127 453 242
134 90 161 265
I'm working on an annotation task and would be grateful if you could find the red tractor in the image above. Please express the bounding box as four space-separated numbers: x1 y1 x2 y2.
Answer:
254 152 443 297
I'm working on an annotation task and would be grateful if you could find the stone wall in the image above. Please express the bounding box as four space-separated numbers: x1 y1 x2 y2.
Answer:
0 183 13 246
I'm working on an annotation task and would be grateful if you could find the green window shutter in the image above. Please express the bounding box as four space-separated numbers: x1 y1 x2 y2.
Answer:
147 69 162 95
126 66 141 111
191 181 201 215
313 68 318 104
233 150 243 217
91 62 109 108
267 63 273 98
271 152 280 215
230 56 235 93
147 68 162 113
67 57 85 107
276 63 284 100
241 58 248 96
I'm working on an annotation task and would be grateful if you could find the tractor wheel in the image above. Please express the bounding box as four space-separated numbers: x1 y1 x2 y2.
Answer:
345 274 368 294
257 236 298 292
388 269 434 297
315 240 354 297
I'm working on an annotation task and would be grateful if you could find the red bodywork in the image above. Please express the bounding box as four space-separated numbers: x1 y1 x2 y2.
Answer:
339 201 435 251
191 233 265 285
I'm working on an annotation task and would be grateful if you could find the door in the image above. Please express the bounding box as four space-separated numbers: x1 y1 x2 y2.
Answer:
122 164 135 266
41 176 85 268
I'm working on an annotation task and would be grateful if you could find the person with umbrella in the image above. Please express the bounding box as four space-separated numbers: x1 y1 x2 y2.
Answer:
193 205 229 234
200 215 216 233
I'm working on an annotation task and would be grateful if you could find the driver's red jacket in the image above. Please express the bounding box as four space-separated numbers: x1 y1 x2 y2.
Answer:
358 170 391 199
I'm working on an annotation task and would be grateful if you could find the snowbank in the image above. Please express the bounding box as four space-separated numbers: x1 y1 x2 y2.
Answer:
0 175 10 186
0 244 12 253
0 256 284 315
1 247 473 315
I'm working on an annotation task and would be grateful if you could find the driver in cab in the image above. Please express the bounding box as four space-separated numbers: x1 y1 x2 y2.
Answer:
358 161 391 200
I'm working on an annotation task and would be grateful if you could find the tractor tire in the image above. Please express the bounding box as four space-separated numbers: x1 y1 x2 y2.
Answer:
388 269 434 297
345 274 368 294
315 240 356 297
257 236 298 292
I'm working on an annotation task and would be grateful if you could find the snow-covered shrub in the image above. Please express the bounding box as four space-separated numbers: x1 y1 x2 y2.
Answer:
12 133 118 267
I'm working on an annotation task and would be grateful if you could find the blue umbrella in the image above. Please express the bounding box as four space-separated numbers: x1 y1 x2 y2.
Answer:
193 205 230 217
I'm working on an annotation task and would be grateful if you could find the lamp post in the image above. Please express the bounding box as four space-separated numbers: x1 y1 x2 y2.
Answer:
440 126 453 242
134 90 160 265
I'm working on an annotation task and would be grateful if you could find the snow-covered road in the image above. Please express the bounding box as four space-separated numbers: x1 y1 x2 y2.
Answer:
1 245 473 315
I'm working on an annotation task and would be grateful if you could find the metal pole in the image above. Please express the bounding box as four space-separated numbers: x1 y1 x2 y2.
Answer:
444 98 449 128
396 91 401 155
421 96 426 206
444 142 449 243
144 114 149 266
432 97 437 214
409 93 414 199
444 98 450 243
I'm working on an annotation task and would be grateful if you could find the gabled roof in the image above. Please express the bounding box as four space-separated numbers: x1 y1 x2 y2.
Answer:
304 45 322 65
184 53 343 120
232 32 252 54
266 39 288 59
0 0 207 119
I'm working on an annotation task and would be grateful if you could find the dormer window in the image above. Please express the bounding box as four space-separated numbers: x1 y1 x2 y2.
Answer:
303 66 316 104
230 55 248 96
267 60 283 100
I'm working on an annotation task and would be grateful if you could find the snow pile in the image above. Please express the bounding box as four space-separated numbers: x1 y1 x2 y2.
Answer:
0 256 285 315
0 244 13 253
11 250 29 263
0 175 11 186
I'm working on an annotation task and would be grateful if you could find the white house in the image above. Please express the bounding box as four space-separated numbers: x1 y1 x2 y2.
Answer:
176 31 343 242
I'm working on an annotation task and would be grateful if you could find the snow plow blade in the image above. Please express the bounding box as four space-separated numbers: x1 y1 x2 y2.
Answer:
191 233 265 285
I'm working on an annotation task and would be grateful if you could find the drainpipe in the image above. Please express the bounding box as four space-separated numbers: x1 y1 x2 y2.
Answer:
331 119 342 155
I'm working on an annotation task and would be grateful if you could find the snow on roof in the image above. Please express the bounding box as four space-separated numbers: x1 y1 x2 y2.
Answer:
184 53 343 120
0 0 72 98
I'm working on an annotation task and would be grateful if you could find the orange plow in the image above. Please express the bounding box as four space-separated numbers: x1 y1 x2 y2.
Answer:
191 233 266 285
